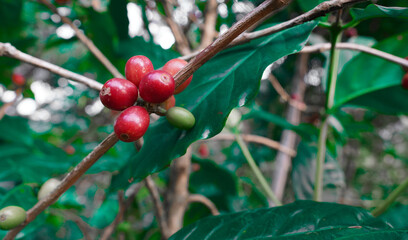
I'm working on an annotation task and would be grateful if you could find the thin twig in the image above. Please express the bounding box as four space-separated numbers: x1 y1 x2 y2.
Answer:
235 133 282 206
0 42 103 91
211 133 296 157
145 176 169 238
159 0 191 55
38 0 124 78
302 42 408 68
100 183 142 240
187 194 220 216
371 176 408 216
197 0 218 50
232 0 367 45
268 74 307 111
50 209 94 240
4 133 119 240
174 0 290 88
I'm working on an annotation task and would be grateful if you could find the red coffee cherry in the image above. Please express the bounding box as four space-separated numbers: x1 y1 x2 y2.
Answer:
100 78 138 111
402 73 408 90
157 95 176 116
403 57 408 72
139 70 175 103
114 106 150 142
162 59 193 94
125 55 154 87
198 143 209 158
12 73 25 86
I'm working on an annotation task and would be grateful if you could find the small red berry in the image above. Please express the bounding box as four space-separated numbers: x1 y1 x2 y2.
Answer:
12 73 25 86
64 145 75 155
402 73 408 90
403 56 408 72
139 70 175 103
114 106 150 142
55 0 70 4
162 59 192 94
125 56 154 87
344 28 358 38
198 143 209 158
100 78 138 111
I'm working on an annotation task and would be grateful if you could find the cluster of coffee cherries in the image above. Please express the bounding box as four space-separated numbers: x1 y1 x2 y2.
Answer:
100 56 195 142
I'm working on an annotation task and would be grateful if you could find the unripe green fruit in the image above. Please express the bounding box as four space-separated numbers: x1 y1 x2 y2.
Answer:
166 107 195 130
38 178 61 200
0 206 26 230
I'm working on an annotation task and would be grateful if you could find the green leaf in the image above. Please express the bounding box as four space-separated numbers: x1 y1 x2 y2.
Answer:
0 116 33 146
334 32 408 114
112 21 318 189
347 5 408 27
295 0 329 22
292 142 345 202
170 200 396 240
108 0 129 40
88 194 118 228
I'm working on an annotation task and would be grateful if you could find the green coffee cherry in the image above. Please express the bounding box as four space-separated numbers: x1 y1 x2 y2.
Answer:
0 206 26 230
166 107 195 130
38 178 61 200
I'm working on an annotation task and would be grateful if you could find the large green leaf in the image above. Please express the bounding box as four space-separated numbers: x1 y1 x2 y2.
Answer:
380 204 408 229
112 21 318 189
334 32 408 114
170 200 397 240
347 4 408 27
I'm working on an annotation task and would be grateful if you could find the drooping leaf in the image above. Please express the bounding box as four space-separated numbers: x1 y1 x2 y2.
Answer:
112 21 318 189
170 200 396 240
334 31 408 114
380 204 408 229
348 4 408 27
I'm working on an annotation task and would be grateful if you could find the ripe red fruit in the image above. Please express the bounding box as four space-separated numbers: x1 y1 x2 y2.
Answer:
64 145 75 155
114 106 150 142
139 70 175 103
403 57 408 72
12 73 25 86
100 78 138 111
162 59 193 94
55 0 70 4
125 55 154 87
402 73 408 90
198 143 209 158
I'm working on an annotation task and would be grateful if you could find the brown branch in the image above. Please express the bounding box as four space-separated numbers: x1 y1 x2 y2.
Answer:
100 183 142 240
187 194 220 216
164 147 192 239
180 0 369 61
232 0 368 45
211 133 296 157
50 209 95 240
197 0 218 50
0 42 103 91
301 42 408 68
145 175 169 238
4 133 119 240
159 0 191 55
268 74 307 111
38 0 124 78
174 0 291 88
271 53 308 203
